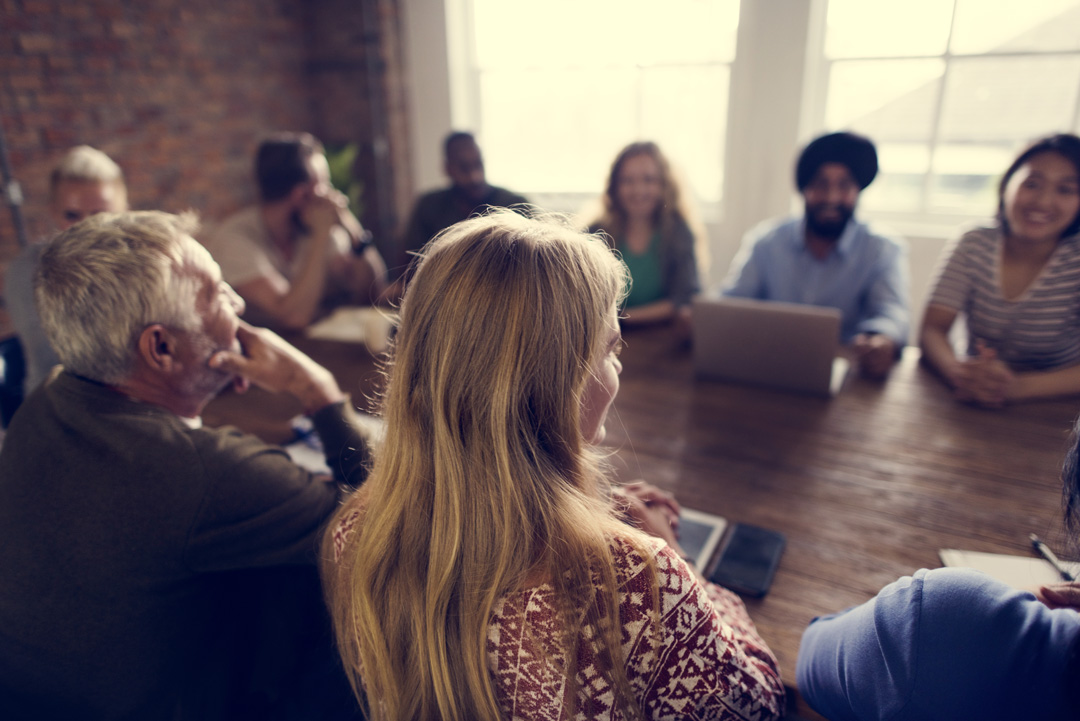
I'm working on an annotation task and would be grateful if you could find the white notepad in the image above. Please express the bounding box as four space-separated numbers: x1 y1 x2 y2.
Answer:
939 548 1080 589
306 306 395 352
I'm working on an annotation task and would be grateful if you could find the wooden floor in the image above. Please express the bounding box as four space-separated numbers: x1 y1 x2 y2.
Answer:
204 322 1080 719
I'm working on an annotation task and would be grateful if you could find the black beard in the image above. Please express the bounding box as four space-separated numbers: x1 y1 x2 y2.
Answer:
805 203 854 240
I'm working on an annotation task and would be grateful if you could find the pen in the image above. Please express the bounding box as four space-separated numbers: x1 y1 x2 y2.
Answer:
1029 534 1075 582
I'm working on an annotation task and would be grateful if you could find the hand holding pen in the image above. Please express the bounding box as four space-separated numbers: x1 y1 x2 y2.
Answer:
1030 534 1075 581
1030 534 1080 610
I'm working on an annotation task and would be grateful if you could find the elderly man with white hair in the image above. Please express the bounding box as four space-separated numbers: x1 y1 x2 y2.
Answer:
0 211 372 720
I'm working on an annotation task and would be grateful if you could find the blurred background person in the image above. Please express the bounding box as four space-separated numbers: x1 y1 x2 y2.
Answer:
4 145 129 401
390 131 528 297
920 133 1080 407
589 141 703 331
203 132 386 331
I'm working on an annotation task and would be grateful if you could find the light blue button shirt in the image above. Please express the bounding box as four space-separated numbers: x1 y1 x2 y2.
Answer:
722 216 910 346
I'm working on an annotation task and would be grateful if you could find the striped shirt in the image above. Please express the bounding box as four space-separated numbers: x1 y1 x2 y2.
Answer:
927 225 1080 372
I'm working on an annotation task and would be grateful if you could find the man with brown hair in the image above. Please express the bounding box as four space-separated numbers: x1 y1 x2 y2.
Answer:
204 131 386 330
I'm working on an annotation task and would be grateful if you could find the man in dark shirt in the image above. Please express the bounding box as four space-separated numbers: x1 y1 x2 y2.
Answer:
391 131 528 290
0 211 372 719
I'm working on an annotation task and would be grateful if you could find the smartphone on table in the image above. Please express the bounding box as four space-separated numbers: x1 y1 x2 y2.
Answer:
707 523 786 598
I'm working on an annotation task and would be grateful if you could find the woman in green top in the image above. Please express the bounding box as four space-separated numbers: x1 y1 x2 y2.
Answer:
590 141 703 327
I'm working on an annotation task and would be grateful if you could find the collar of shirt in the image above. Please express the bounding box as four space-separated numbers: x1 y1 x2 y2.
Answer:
179 415 203 429
795 215 859 261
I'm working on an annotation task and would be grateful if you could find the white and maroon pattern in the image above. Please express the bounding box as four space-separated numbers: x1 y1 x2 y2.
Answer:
331 512 784 720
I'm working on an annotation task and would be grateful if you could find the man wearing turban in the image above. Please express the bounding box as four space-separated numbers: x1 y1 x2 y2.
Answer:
723 131 909 379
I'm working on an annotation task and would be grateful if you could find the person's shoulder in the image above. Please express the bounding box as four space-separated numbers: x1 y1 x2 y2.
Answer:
215 205 260 228
36 374 209 459
407 187 456 225
608 534 704 607
664 214 695 241
856 218 905 247
914 566 1069 622
8 241 45 270
185 421 283 462
743 216 798 247
327 495 366 564
871 566 1000 608
415 186 454 209
1056 231 1080 259
203 206 262 247
488 185 528 206
955 222 1000 243
933 224 1001 263
904 568 1079 712
609 532 668 565
4 243 44 299
181 423 319 503
872 566 1076 644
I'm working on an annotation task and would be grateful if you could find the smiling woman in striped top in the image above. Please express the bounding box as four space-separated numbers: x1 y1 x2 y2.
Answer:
920 133 1080 407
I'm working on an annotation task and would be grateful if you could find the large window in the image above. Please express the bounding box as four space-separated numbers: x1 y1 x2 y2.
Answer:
465 0 739 212
818 0 1080 221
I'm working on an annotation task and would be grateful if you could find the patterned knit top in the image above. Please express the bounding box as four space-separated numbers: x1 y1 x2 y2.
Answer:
329 510 784 720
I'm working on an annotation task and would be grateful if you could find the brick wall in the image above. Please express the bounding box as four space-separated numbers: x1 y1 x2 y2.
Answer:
307 0 412 264
0 0 411 337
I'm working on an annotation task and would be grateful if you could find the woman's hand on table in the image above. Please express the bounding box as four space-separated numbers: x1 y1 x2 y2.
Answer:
612 480 685 555
953 342 1014 407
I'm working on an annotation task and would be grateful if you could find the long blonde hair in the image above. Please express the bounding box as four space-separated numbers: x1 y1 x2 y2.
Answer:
324 210 657 720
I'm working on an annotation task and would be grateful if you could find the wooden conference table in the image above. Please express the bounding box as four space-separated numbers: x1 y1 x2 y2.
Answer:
203 323 1079 718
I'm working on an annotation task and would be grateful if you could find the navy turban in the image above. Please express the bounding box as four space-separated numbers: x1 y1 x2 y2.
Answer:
795 132 878 191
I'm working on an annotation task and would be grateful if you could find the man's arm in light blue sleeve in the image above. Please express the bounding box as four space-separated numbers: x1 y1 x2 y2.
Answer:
722 228 767 299
796 573 921 721
856 236 910 347
797 567 1080 721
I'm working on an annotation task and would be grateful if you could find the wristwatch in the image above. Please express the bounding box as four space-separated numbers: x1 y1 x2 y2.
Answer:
351 229 374 255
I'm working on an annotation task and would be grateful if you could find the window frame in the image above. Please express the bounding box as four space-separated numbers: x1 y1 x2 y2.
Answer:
803 0 1080 238
447 0 741 222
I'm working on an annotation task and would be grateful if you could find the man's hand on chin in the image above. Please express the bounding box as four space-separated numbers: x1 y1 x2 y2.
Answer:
209 322 344 414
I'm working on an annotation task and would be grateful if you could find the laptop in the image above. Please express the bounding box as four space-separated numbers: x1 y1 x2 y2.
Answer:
692 296 850 397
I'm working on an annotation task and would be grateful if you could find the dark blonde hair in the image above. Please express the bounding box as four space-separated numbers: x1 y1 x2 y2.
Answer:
324 210 661 721
597 141 686 238
594 141 708 272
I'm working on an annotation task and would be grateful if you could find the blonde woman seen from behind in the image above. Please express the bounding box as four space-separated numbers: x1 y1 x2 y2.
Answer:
322 211 783 721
